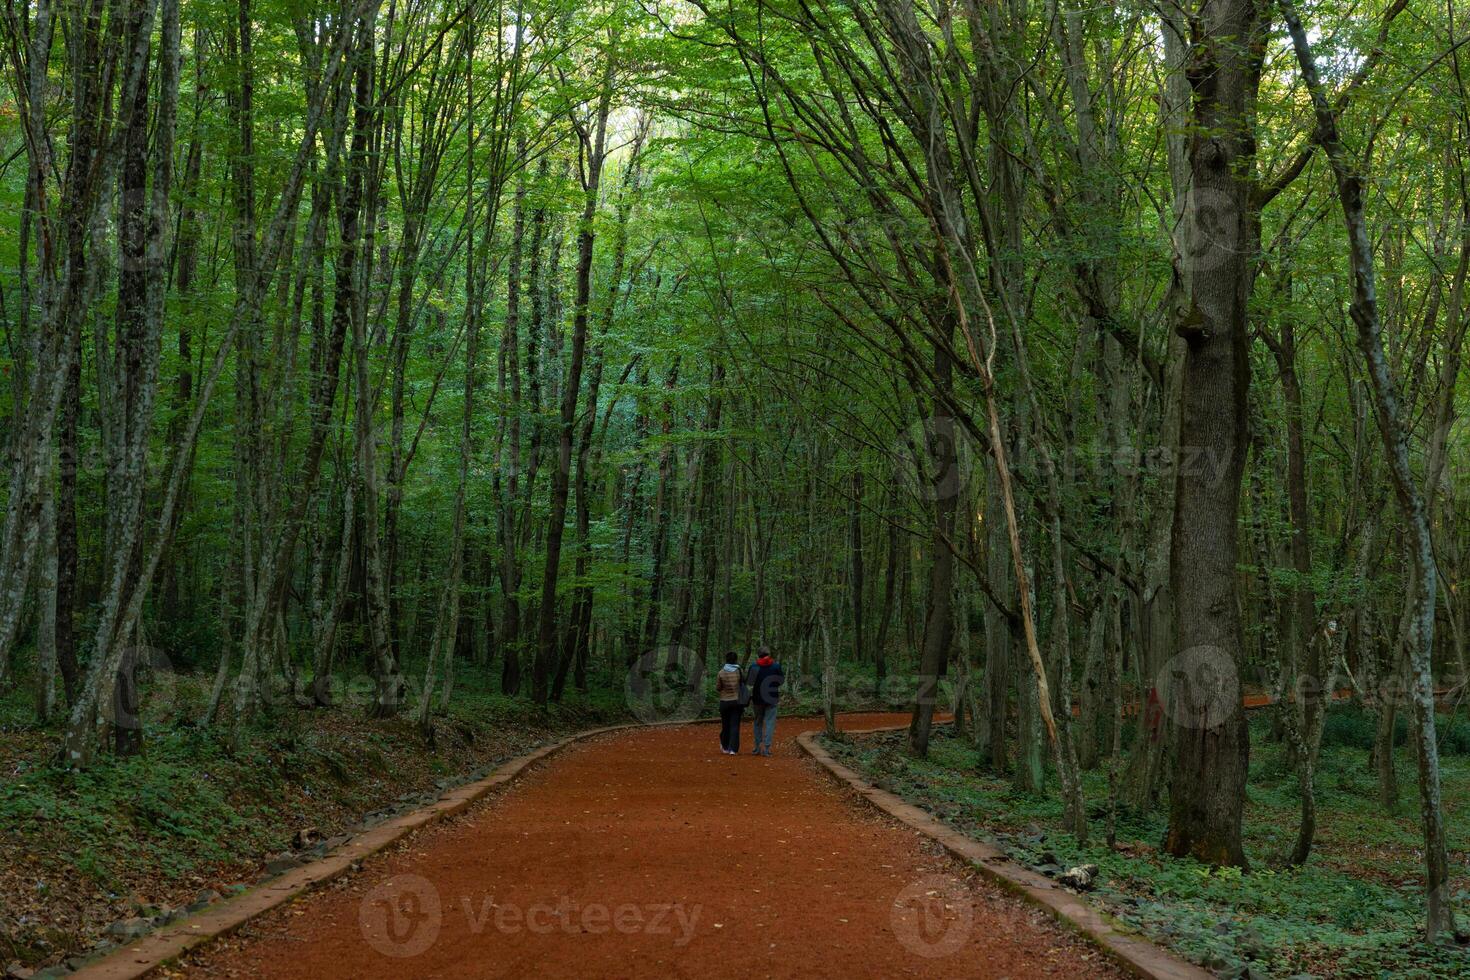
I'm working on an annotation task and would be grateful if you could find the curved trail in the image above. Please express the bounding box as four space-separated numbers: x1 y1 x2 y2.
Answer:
174 713 1121 978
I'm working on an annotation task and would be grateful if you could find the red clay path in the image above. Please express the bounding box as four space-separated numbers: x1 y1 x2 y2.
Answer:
168 713 1122 979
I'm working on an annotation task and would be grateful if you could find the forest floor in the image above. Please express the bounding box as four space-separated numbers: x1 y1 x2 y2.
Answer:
160 713 1122 979
0 672 629 976
824 711 1470 979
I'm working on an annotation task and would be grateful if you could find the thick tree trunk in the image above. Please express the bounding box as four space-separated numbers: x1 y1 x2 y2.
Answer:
1162 0 1260 869
105 0 159 759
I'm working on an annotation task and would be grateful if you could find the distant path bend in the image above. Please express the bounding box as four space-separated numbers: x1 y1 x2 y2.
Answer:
174 712 1122 978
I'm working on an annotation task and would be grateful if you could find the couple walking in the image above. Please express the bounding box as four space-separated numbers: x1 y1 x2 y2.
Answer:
714 648 784 756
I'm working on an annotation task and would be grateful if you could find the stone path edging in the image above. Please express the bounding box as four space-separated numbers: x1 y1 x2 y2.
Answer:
69 720 653 980
797 726 1214 980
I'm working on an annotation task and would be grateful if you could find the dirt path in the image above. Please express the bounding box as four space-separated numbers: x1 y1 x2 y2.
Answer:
169 713 1122 979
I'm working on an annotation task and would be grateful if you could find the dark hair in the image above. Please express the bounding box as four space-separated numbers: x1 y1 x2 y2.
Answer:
759 645 771 658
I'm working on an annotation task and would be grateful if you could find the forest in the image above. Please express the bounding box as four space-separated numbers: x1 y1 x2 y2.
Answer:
2 0 1470 975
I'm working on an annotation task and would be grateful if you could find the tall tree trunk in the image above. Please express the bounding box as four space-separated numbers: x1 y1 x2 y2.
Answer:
54 349 80 704
908 400 956 755
640 361 681 655
106 0 158 758
850 468 865 674
1280 0 1458 935
35 472 59 721
1162 0 1260 869
532 40 616 703
1264 316 1327 866
665 365 724 658
1127 4 1192 807
561 126 650 701
981 467 1011 773
495 150 528 696
231 6 375 723
352 138 399 720
64 0 362 762
0 0 102 682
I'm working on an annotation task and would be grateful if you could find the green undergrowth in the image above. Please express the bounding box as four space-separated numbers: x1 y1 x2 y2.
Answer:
822 711 1470 979
2 668 625 886
0 665 627 966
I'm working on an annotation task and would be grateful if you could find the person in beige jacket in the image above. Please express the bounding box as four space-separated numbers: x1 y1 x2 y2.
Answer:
715 658 745 754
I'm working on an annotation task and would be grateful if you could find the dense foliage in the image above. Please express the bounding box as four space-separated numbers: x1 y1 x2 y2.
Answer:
2 0 1468 960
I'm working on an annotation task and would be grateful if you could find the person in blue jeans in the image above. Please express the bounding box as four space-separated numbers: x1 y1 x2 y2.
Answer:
746 647 784 756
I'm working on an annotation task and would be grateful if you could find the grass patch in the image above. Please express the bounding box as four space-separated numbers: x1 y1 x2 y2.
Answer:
822 710 1470 978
